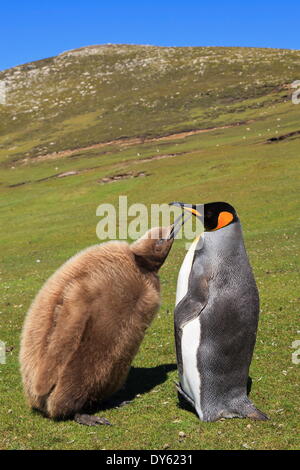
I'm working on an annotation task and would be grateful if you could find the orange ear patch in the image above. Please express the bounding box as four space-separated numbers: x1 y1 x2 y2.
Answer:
213 211 234 230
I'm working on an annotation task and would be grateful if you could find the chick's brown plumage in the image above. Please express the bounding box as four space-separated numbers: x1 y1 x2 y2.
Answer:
20 227 173 420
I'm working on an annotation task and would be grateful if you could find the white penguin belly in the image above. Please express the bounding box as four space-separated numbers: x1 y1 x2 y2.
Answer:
175 236 203 420
175 237 199 305
181 318 203 420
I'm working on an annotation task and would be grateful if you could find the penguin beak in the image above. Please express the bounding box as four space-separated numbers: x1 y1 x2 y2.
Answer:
169 201 202 218
167 218 186 240
167 206 190 240
168 201 202 239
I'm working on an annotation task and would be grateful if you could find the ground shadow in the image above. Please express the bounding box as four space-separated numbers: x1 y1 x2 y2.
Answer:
176 392 198 416
88 363 177 413
247 376 252 395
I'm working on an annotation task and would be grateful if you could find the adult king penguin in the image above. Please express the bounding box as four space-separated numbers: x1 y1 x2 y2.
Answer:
170 201 268 422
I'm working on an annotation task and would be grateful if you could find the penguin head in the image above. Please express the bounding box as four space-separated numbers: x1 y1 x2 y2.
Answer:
169 201 238 232
203 202 238 231
130 226 174 271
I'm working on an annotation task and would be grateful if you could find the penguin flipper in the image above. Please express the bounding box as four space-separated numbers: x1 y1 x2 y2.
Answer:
174 281 208 376
175 273 209 328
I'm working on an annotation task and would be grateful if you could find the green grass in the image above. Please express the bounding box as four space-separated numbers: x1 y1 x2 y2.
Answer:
0 45 299 450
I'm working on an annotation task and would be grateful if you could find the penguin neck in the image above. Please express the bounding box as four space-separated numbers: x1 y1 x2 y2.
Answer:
204 220 245 256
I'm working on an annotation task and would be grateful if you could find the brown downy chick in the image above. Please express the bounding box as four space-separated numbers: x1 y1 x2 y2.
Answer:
19 226 174 426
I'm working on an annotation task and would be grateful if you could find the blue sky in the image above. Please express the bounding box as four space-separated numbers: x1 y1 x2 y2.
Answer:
1 1 300 71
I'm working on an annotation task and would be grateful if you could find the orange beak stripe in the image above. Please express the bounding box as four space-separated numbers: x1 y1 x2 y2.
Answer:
213 211 234 231
183 207 202 217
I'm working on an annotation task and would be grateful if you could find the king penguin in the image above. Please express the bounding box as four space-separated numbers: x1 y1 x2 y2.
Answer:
170 201 268 422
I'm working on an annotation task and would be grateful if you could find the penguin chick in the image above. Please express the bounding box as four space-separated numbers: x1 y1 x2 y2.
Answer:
19 226 174 426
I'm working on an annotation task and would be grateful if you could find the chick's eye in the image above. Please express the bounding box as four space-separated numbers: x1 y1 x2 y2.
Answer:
154 239 165 252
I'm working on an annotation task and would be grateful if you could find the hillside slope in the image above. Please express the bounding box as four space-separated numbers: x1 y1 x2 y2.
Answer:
1 44 300 164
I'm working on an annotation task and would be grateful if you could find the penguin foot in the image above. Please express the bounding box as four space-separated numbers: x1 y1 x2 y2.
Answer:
74 413 112 426
242 399 269 421
114 399 132 408
103 397 132 409
246 407 269 421
219 401 269 422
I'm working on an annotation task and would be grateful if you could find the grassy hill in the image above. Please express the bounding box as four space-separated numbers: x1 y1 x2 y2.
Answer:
0 45 299 450
1 44 300 164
